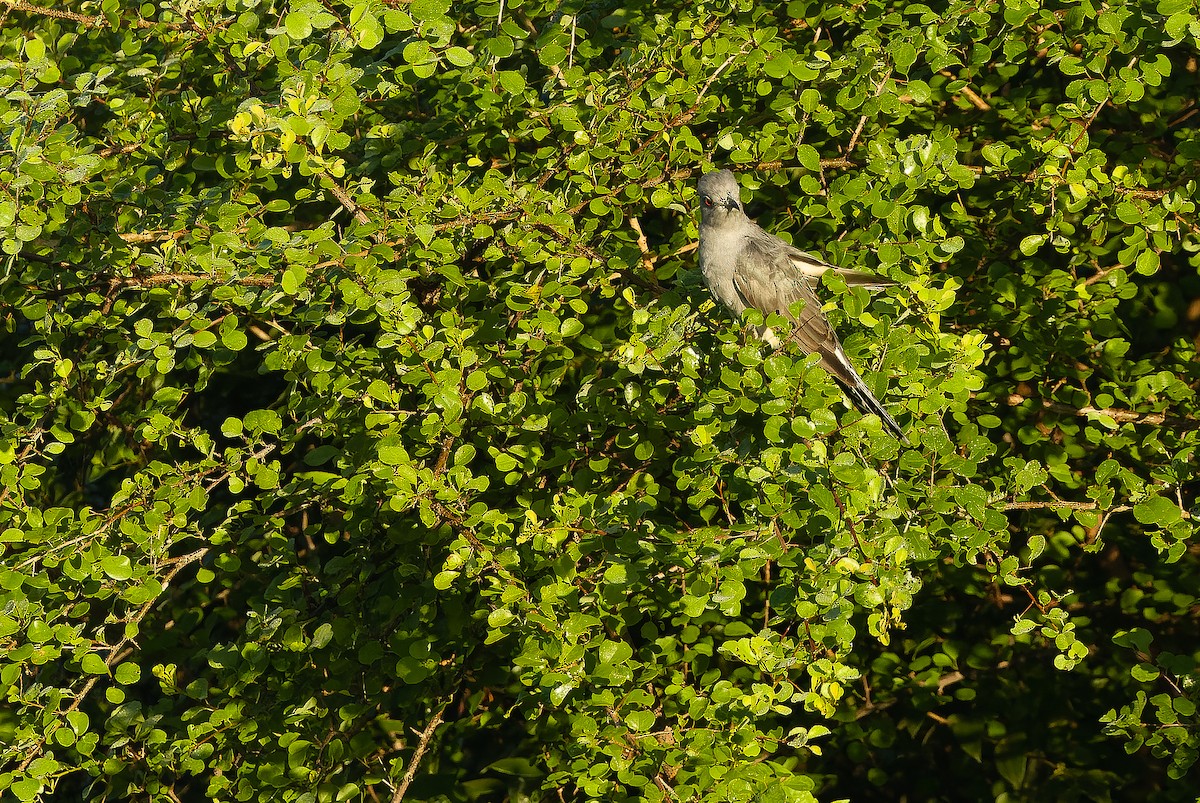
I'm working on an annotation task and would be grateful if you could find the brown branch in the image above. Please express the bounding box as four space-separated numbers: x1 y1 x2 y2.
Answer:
756 158 857 173
325 180 373 230
433 436 455 477
1003 500 1130 513
853 697 898 720
389 703 448 803
1084 263 1126 286
1070 98 1109 153
31 271 273 294
99 273 274 313
830 486 879 586
16 547 209 775
846 115 869 154
98 142 145 158
818 157 854 170
936 671 965 695
1002 500 1192 524
938 70 992 111
1120 187 1170 199
695 40 751 105
846 74 893 153
605 708 679 801
118 230 187 244
629 216 656 272
124 273 274 287
3 0 189 30
1173 211 1200 236
15 263 275 308
1005 393 1200 430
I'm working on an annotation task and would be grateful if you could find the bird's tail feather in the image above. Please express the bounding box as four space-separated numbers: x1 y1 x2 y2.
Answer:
843 379 910 444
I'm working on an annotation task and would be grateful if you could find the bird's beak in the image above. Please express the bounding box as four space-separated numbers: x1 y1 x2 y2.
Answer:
722 198 741 211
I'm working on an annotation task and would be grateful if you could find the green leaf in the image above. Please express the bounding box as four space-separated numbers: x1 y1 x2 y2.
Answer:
797 144 820 171
285 11 313 40
411 0 450 22
81 653 109 675
444 46 474 67
192 330 217 348
625 710 655 732
114 662 141 685
1019 235 1045 255
101 555 133 581
352 9 384 49
24 36 46 60
10 778 43 802
497 70 526 95
311 623 334 649
243 409 282 434
892 42 918 73
539 44 567 67
403 40 433 66
486 35 514 58
1130 663 1160 682
1133 495 1180 526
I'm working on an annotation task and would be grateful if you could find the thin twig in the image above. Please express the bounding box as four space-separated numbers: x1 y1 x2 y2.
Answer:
938 70 991 111
3 0 189 30
605 708 679 801
818 157 854 170
99 273 273 314
1005 393 1200 430
1003 501 1130 513
830 487 880 586
846 74 892 153
629 216 655 272
1084 263 1126 286
433 436 455 477
326 180 372 229
845 114 870 155
117 230 187 244
390 703 448 803
121 273 273 287
16 547 209 774
1070 98 1109 153
695 47 745 105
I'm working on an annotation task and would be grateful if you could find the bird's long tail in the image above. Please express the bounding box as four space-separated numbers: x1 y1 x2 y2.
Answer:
842 377 910 444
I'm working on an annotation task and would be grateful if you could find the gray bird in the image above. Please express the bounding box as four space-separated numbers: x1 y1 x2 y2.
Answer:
696 169 909 442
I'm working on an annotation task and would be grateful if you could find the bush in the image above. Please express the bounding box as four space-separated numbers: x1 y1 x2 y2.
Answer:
1 0 1197 800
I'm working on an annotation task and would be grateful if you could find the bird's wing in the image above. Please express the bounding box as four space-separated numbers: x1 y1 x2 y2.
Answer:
729 235 859 387
731 235 910 442
777 240 896 290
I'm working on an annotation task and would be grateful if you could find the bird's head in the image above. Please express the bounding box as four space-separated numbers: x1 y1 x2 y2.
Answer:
697 169 744 224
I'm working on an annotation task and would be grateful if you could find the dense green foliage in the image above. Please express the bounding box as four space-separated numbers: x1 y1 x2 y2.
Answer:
2 0 1198 800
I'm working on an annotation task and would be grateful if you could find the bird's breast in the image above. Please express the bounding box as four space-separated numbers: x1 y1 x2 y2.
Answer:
698 237 747 315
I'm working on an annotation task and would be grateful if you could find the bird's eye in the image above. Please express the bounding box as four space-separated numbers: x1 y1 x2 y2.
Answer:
703 196 713 207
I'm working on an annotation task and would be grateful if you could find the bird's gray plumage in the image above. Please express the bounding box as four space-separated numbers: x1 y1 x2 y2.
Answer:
696 169 908 442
